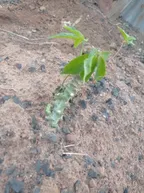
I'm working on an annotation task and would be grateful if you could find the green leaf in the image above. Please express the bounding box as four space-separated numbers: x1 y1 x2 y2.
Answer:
100 51 110 62
118 27 136 45
118 27 128 42
94 55 106 81
48 32 77 40
74 38 84 48
64 25 84 39
82 48 98 82
49 26 87 48
62 54 88 74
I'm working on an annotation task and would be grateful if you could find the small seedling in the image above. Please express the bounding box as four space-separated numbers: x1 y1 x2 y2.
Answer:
46 25 135 128
118 26 136 45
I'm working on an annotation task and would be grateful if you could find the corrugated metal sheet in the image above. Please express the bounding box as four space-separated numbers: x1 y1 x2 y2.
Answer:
121 0 144 33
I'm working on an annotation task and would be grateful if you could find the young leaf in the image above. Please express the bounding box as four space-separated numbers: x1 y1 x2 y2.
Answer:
94 55 106 81
62 54 88 74
48 32 77 40
118 27 136 45
64 25 84 39
49 25 87 48
82 48 98 82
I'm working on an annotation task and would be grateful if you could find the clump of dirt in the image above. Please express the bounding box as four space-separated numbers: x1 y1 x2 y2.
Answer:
0 0 144 193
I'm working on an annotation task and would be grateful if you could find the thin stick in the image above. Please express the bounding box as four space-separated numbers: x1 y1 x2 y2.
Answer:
64 144 75 148
0 28 58 44
111 41 124 59
62 152 88 156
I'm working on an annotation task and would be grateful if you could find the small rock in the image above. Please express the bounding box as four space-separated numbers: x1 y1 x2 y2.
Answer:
76 183 89 193
74 180 81 192
62 127 71 134
91 114 98 122
21 100 32 109
46 133 58 143
12 96 22 105
3 95 11 101
87 169 100 179
16 63 22 69
40 64 46 72
111 87 120 98
98 189 106 193
111 161 116 168
110 42 117 50
36 160 43 173
29 66 36 73
138 154 143 161
78 100 87 109
0 158 4 164
36 175 43 185
6 165 16 176
123 188 128 193
84 156 95 167
40 6 46 12
88 179 96 188
0 169 2 175
33 187 40 193
65 134 77 143
60 188 73 193
101 108 109 120
5 179 24 193
41 163 55 177
32 116 40 130
30 147 40 155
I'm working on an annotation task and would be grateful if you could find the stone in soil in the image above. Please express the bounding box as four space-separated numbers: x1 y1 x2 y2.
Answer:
30 147 41 155
0 169 2 175
123 188 128 193
60 188 73 193
33 187 40 193
36 160 55 177
40 64 46 72
0 158 4 164
32 116 40 130
138 154 144 161
84 156 95 167
91 114 98 122
21 100 32 109
41 162 55 177
62 127 71 134
111 87 120 97
87 169 100 179
78 100 87 109
101 108 109 121
12 96 22 105
3 95 11 102
16 63 22 69
5 179 24 193
6 165 16 176
46 133 58 143
74 180 81 192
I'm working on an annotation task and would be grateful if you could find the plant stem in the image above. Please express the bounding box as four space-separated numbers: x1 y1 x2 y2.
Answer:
80 41 84 55
62 75 70 86
112 41 124 59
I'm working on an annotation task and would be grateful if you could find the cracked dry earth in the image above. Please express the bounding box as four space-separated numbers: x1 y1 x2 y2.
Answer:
0 0 144 193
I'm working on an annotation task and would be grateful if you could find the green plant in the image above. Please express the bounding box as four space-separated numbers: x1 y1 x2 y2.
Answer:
118 26 136 45
46 25 135 128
